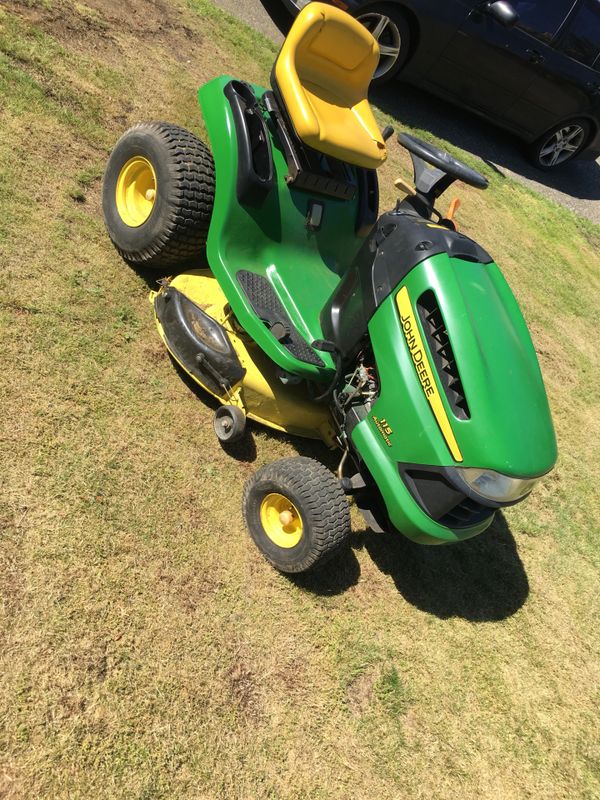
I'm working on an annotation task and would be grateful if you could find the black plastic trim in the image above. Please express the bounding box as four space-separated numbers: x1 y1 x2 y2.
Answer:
398 463 495 529
321 208 493 359
237 270 325 367
224 80 274 207
154 288 245 394
264 85 358 201
417 289 470 420
356 168 379 237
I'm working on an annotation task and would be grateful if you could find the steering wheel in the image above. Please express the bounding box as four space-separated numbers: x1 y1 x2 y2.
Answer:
398 133 489 190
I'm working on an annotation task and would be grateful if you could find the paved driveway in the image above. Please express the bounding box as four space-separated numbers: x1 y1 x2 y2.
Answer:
213 0 600 225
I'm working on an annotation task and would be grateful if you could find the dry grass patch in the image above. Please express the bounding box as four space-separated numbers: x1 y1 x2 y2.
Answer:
0 0 599 798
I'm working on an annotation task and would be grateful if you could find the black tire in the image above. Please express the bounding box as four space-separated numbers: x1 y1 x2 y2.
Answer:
356 4 412 85
214 405 246 443
242 457 351 573
102 122 215 269
528 119 591 170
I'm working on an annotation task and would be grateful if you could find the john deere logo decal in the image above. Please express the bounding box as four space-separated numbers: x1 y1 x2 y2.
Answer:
396 287 463 463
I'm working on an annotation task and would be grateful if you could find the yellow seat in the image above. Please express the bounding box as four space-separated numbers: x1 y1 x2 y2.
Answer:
273 2 386 170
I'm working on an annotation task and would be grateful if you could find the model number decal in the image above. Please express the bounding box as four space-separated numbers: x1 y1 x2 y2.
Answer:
372 415 393 447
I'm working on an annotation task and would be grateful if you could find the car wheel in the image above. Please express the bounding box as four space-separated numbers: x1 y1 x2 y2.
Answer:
356 4 411 84
529 119 591 170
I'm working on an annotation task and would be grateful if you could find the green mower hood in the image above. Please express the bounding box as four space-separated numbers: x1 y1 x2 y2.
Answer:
365 253 556 474
351 253 557 542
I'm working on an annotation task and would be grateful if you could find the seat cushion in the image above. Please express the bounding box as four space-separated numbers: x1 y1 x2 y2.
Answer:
274 2 387 170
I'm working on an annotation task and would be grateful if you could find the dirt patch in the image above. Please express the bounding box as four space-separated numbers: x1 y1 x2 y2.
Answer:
155 567 224 613
347 665 379 717
141 342 169 366
7 0 205 64
228 658 259 719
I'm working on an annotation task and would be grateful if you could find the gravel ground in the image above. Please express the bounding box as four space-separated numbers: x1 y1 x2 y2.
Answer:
212 0 600 225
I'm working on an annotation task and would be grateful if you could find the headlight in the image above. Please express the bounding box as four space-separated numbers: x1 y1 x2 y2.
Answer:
457 468 539 504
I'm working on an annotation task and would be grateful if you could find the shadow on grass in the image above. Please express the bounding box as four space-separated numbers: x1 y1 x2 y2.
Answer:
289 545 361 596
354 511 528 621
168 357 527 619
129 251 210 291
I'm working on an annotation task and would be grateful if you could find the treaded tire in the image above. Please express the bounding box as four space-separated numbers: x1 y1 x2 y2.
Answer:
102 121 215 269
242 456 351 573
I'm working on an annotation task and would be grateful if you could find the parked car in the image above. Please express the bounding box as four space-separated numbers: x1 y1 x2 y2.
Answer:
280 0 600 169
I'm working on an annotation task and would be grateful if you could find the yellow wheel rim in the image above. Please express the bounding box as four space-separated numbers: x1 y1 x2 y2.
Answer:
260 493 304 549
115 156 157 227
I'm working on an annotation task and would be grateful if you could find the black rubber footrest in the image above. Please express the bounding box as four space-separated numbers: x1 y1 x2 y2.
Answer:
237 270 324 367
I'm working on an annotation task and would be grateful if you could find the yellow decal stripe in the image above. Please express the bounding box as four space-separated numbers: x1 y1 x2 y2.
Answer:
396 287 463 462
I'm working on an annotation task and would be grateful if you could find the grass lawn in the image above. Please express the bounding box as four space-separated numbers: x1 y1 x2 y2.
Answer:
0 0 599 797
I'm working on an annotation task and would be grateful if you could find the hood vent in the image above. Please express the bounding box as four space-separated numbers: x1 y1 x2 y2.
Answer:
417 290 470 420
439 496 488 527
400 466 494 529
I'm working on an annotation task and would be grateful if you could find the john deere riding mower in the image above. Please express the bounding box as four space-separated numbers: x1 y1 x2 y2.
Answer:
103 3 557 573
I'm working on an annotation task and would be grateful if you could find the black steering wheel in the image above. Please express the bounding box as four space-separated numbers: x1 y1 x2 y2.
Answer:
398 133 489 190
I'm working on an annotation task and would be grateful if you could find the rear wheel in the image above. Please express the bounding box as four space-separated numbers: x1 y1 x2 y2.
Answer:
529 119 591 170
356 4 411 85
242 457 351 573
102 122 215 269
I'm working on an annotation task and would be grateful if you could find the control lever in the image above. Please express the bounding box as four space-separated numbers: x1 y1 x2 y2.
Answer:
394 177 416 197
442 198 461 231
446 198 461 222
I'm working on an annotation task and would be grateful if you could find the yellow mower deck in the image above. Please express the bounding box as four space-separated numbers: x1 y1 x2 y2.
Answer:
151 271 337 446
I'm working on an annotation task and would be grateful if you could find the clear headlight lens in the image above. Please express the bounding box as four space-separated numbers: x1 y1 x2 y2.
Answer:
458 468 539 503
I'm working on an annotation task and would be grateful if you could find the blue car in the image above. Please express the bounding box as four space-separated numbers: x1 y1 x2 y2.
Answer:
280 0 600 169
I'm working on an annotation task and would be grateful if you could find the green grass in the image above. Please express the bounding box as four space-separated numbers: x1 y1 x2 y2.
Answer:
1 1 599 798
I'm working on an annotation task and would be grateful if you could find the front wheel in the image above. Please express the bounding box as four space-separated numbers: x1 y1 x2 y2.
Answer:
102 122 215 269
242 457 351 573
356 4 411 85
528 119 591 170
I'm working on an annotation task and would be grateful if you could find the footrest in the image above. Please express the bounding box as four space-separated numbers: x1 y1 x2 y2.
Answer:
237 270 324 367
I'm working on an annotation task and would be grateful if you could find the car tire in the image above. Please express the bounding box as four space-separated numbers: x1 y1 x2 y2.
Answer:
355 4 412 85
102 122 215 269
242 457 351 573
529 119 591 170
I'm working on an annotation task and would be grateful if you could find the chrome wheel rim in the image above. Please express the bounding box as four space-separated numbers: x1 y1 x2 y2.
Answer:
538 124 585 167
357 11 402 80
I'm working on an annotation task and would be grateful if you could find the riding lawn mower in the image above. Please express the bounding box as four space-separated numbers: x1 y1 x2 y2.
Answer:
102 3 557 573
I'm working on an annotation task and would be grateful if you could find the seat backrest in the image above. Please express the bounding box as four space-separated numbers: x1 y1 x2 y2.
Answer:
273 2 386 170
